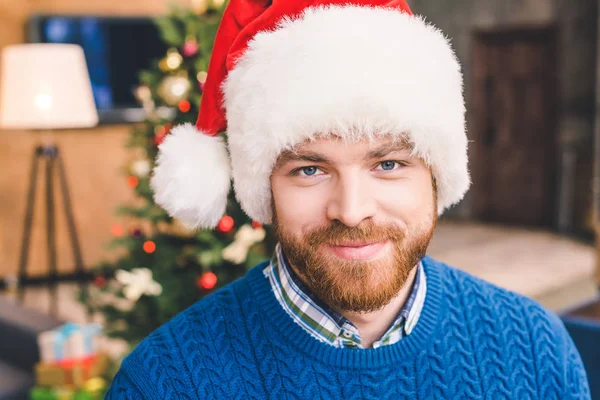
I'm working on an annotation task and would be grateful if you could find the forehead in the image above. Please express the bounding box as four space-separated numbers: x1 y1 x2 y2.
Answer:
294 134 410 152
274 134 414 167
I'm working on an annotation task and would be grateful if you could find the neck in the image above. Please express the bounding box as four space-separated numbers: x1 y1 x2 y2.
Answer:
335 266 418 348
290 261 419 349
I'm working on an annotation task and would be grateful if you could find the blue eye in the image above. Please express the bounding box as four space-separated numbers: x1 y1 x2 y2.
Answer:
301 166 318 176
380 161 397 171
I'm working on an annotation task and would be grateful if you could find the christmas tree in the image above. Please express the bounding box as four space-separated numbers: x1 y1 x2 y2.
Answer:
81 0 275 349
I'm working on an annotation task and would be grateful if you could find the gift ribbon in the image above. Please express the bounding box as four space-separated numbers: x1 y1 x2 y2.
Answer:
81 323 102 356
50 322 103 361
52 323 78 361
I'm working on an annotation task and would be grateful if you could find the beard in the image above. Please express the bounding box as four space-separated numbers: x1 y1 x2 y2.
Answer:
273 209 437 314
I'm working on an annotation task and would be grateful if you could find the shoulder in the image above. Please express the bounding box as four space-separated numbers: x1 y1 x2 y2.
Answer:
134 271 251 353
424 255 571 347
425 256 589 398
107 269 258 398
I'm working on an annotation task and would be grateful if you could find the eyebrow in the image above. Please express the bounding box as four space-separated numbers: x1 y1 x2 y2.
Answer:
274 151 328 170
366 141 412 160
274 140 412 170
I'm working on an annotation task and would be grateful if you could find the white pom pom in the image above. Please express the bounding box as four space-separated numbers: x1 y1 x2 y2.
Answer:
150 123 231 229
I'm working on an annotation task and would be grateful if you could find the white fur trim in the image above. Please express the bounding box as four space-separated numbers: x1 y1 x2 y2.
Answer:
150 123 231 229
223 5 469 223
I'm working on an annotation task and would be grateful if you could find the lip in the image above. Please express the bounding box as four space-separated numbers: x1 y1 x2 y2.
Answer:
326 241 388 260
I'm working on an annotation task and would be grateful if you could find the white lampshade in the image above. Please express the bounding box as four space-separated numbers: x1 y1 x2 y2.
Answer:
0 43 98 129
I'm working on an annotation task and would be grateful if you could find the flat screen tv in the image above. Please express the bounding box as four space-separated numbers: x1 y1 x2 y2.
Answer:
27 14 173 124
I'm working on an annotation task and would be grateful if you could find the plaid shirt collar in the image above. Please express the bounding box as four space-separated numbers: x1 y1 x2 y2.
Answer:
263 243 427 349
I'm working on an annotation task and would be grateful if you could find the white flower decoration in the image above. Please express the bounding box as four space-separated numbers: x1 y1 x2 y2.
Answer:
222 224 266 264
115 268 162 301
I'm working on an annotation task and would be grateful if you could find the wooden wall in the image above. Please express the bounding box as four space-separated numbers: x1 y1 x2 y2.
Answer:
0 0 177 277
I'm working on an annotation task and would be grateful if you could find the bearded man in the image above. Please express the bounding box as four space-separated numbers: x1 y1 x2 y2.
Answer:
106 0 590 398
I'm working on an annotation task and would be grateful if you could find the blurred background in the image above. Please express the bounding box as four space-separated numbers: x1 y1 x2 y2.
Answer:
0 0 599 398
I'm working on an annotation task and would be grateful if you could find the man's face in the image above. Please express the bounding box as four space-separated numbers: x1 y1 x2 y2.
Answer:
270 135 437 313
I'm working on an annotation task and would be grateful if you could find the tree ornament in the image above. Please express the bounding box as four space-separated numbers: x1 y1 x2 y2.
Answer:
222 224 266 264
153 124 172 146
154 134 166 146
126 176 139 189
115 268 162 301
131 159 152 178
196 272 217 290
251 221 262 229
183 38 199 57
178 100 191 113
217 215 234 233
143 240 156 254
155 123 172 136
158 75 191 106
93 276 106 288
153 129 169 146
131 228 144 239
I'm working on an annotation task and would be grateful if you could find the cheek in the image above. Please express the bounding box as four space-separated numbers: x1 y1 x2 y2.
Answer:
271 178 328 234
377 176 433 224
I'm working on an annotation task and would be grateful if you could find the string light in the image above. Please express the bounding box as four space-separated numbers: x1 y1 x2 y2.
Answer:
111 224 124 237
126 176 139 188
166 50 183 70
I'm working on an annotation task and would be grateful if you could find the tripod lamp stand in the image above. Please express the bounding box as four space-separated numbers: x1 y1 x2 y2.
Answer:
0 44 98 315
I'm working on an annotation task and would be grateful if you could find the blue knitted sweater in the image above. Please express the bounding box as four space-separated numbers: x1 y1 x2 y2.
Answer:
106 256 591 399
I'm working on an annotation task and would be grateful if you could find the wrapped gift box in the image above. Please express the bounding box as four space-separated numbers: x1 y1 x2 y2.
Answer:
30 376 107 400
37 323 103 364
35 353 109 387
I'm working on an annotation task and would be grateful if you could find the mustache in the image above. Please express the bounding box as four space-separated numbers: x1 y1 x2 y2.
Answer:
304 220 406 246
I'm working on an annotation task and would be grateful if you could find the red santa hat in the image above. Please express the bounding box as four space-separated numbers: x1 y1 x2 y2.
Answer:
151 0 470 229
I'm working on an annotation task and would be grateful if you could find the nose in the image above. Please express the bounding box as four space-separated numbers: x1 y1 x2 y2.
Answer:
326 171 377 227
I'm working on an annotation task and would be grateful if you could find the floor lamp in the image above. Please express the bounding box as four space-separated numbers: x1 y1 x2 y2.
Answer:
0 44 98 315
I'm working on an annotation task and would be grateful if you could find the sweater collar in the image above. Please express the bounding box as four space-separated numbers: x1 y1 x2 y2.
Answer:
246 254 444 368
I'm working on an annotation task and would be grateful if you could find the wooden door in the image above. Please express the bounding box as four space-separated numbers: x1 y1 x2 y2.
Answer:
471 26 559 227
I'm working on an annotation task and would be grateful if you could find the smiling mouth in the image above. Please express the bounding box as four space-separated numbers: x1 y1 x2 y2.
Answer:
325 241 389 260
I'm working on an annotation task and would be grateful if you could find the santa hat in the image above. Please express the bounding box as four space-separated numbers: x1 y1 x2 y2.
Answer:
151 0 469 229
